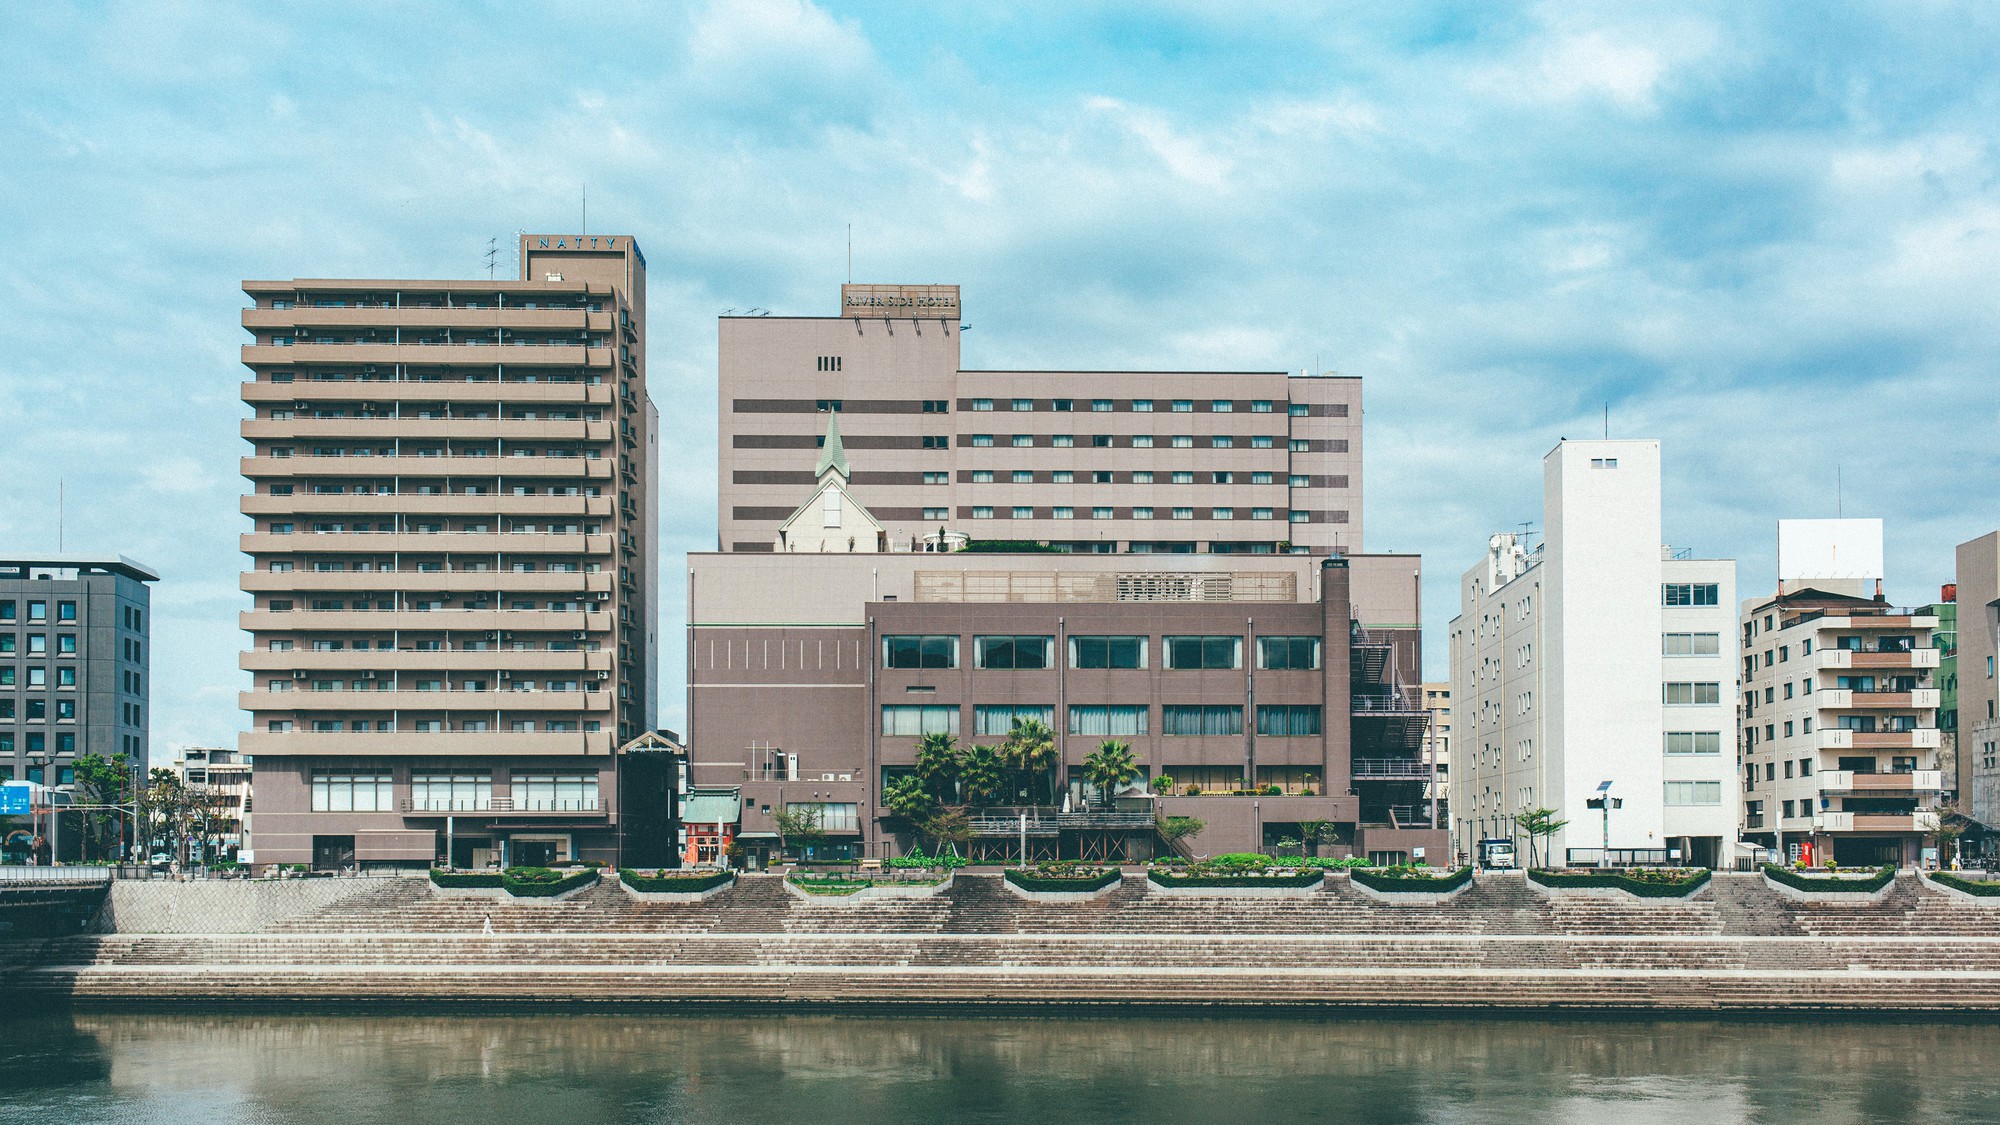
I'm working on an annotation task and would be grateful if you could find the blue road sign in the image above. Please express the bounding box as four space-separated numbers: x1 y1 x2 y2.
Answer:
0 784 30 816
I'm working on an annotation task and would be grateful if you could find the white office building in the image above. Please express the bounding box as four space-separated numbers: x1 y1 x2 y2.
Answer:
1449 440 1739 868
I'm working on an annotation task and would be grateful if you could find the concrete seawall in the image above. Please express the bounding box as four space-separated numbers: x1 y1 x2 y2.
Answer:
11 871 2000 1014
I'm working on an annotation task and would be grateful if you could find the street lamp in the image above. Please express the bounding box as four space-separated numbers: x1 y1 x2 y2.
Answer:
1585 780 1623 868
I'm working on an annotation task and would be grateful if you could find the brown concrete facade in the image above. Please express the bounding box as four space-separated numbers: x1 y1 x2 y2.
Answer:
717 285 1362 557
687 551 1441 860
236 234 657 867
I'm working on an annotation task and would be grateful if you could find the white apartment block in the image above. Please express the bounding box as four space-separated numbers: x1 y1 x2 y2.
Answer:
1450 440 1739 868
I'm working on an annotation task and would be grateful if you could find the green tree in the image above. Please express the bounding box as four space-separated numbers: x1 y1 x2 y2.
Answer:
1150 775 1175 796
1081 739 1142 808
1298 819 1336 858
960 744 1005 808
1157 815 1206 858
71 753 134 862
1926 798 1968 867
1002 716 1059 805
916 807 973 858
914 732 963 804
1516 807 1568 869
770 803 827 861
881 774 936 821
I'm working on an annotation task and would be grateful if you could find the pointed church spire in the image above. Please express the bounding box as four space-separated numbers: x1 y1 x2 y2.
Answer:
814 408 850 481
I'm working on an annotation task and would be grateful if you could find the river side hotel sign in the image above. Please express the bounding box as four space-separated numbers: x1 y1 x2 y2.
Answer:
841 284 960 319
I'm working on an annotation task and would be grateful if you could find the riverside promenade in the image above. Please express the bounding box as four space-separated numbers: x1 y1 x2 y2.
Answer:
8 871 2000 1014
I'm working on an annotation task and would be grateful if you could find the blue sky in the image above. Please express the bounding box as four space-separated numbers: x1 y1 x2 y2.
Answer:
4 1 1997 750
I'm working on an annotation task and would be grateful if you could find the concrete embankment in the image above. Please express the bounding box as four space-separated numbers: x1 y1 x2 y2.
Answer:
10 871 2000 1014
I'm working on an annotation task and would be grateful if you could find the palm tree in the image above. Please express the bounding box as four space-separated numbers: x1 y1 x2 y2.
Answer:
1081 740 1142 808
1003 716 1059 806
914 732 962 804
960 744 1005 808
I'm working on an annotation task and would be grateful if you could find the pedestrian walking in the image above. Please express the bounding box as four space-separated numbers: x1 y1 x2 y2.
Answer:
482 913 493 935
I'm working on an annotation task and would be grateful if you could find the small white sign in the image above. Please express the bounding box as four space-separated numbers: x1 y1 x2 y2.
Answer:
1411 847 1426 859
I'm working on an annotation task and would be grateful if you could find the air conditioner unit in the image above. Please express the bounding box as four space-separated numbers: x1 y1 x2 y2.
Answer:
500 671 512 680
820 773 836 782
571 631 586 640
594 670 609 681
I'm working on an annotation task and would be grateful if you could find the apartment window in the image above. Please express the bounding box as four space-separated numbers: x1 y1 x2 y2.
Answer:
513 773 599 812
921 400 949 413
1011 470 1033 483
1012 434 1033 447
1012 506 1034 519
974 705 1054 737
971 434 994 447
1166 635 1241 670
1092 435 1113 447
1132 399 1154 412
1252 507 1273 520
1664 732 1723 755
883 635 958 669
56 601 76 622
1289 440 1310 454
975 635 1054 670
27 601 47 622
1163 705 1243 736
1252 472 1273 485
1663 583 1720 607
1664 781 1723 806
1212 508 1234 520
1289 511 1310 523
1289 403 1309 417
1052 470 1074 483
1172 507 1193 520
1091 506 1112 519
1070 636 1148 669
922 471 948 485
1092 399 1113 412
1012 398 1033 412
1662 633 1721 656
1251 400 1273 413
1257 636 1321 670
1171 471 1194 485
881 705 960 737
1053 399 1073 412
1132 435 1154 448
1251 436 1274 448
1171 435 1193 448
1133 471 1154 484
0 601 11 621
922 435 949 449
1257 705 1323 737
972 507 994 519
971 398 993 411
410 771 492 811
1052 506 1074 520
1664 682 1722 705
1133 507 1155 519
922 507 950 521
57 635 75 654
1051 434 1074 448
312 770 394 813
1171 400 1193 413
1068 705 1149 737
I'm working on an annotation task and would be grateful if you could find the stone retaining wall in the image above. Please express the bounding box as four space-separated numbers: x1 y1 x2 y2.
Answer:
91 878 408 934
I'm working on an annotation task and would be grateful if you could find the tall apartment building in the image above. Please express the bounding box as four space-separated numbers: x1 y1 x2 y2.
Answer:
1738 520 1944 867
1957 530 2000 855
1449 441 1739 868
718 284 1362 556
687 436 1440 863
1 555 157 785
237 233 659 870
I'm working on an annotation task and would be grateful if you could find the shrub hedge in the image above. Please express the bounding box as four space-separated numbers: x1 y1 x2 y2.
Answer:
1529 868 1712 897
1762 864 1896 893
1349 866 1474 893
429 870 504 888
1149 869 1324 888
502 867 598 898
884 851 969 870
1927 871 2000 897
1005 867 1120 893
620 869 735 894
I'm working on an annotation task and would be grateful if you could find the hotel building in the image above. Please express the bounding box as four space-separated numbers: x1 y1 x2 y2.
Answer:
0 555 157 785
1449 440 1740 868
718 284 1363 556
236 234 659 870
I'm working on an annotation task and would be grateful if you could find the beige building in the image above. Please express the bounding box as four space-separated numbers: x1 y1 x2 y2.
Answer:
718 284 1363 557
1422 682 1451 826
165 746 253 863
1959 531 2000 855
236 233 659 870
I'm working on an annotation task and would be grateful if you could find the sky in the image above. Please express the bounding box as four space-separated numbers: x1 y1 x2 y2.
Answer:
3 1 1998 753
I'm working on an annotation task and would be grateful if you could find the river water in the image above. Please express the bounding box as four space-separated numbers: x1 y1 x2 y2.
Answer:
1 1012 1993 1124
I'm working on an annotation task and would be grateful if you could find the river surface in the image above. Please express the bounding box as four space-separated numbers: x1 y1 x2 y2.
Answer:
1 1011 1993 1124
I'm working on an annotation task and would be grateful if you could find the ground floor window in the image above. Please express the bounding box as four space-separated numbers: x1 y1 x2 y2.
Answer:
411 771 491 811
512 773 599 812
312 770 393 812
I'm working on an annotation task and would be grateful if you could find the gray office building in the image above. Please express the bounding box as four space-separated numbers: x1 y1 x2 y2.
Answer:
0 555 158 784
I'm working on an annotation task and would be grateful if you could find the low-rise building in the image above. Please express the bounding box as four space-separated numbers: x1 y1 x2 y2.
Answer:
165 746 253 863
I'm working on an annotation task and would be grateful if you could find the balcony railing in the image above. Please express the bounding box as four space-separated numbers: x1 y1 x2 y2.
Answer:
400 797 602 813
1351 758 1432 779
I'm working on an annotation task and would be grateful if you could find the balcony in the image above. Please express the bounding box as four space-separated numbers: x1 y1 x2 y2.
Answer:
241 494 611 518
242 570 613 594
241 649 614 673
1814 727 1942 750
399 797 605 817
243 307 594 331
243 380 611 405
240 531 615 556
1350 758 1433 779
239 729 614 757
239 608 607 634
1815 689 1940 711
241 418 613 443
241 688 614 713
1814 648 1941 671
1814 811 1934 834
241 455 614 480
1817 770 1943 794
243 343 613 369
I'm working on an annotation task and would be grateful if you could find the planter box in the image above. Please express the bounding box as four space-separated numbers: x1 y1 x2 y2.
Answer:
428 872 506 899
430 884 510 900
503 870 599 901
784 873 953 900
1925 872 2000 902
1345 867 1474 901
1527 869 1711 899
618 870 736 902
1147 870 1323 897
1003 870 1121 901
1761 865 1896 903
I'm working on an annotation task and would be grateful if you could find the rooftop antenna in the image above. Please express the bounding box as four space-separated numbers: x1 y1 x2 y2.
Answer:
483 238 499 280
1603 402 1609 439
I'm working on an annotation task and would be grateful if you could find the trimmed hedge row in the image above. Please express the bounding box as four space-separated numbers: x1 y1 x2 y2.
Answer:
1928 871 2000 897
1762 864 1896 893
429 870 504 888
503 867 599 898
620 869 735 894
1005 869 1120 893
1529 869 1712 897
1349 866 1474 893
1149 869 1324 889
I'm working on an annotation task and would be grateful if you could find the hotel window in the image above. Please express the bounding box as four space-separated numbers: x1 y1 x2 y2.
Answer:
1068 705 1149 736
1256 705 1322 737
975 705 1054 736
922 400 949 413
1212 435 1233 448
1251 400 1273 413
1212 400 1233 412
1172 507 1193 520
1070 635 1147 669
311 770 394 813
1012 506 1034 518
1172 471 1194 484
1289 511 1309 523
1171 400 1193 413
971 434 994 447
1663 583 1720 607
1166 635 1242 670
1163 705 1243 736
1212 507 1234 520
1663 682 1721 705
1171 435 1193 448
1052 470 1074 483
975 635 1054 670
923 471 948 485
882 705 960 737
1133 506 1155 520
922 435 949 449
1257 636 1321 670
1052 434 1074 448
1093 471 1113 483
1012 470 1033 483
513 773 599 812
1132 399 1154 412
1054 399 1073 411
1092 434 1113 447
1251 471 1273 484
972 470 993 483
1045 506 1070 520
1662 633 1720 655
971 398 993 411
1289 474 1310 488
1289 439 1310 453
1252 507 1273 520
1213 471 1234 484
1132 435 1154 448
922 507 949 520
1092 399 1113 412
1289 403 1309 417
884 635 958 669
1664 781 1722 806
1012 398 1033 411
1133 471 1154 483
410 771 491 811
1251 436 1274 448
1664 731 1722 755
1012 434 1033 447
1092 506 1113 519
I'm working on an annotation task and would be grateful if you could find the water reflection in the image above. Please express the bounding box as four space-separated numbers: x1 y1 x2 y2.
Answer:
0 1012 1993 1124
